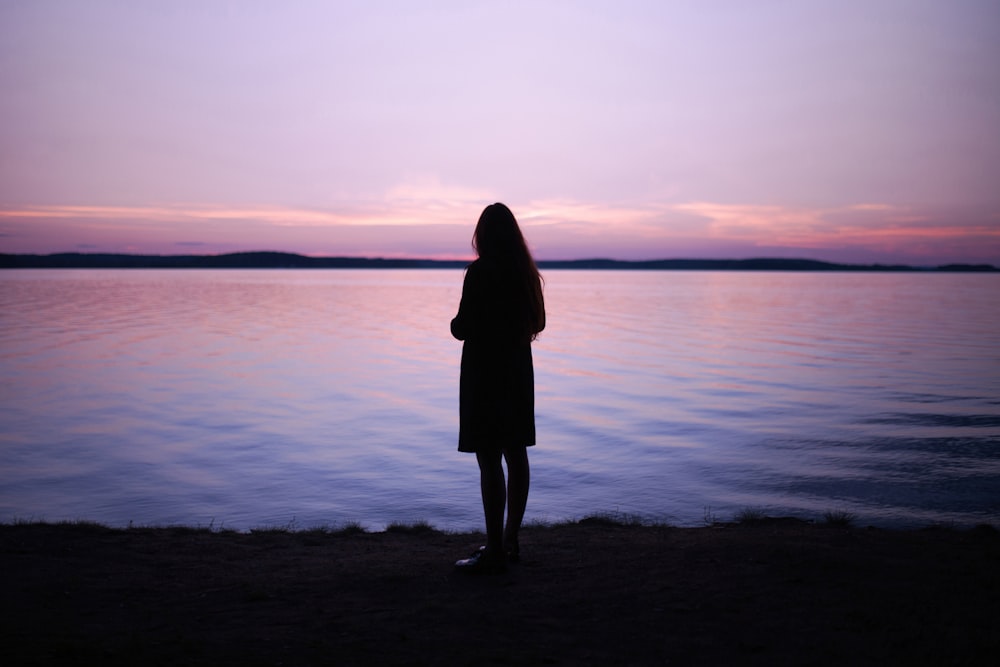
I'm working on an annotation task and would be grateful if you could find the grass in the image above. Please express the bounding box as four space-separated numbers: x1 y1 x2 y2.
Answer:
577 513 643 528
8 513 992 535
822 510 857 527
246 519 370 537
576 510 665 528
525 512 674 531
734 507 769 524
331 521 369 536
24 519 117 535
384 520 438 535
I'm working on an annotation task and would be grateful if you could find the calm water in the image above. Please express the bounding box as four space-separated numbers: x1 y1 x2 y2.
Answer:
1 269 998 531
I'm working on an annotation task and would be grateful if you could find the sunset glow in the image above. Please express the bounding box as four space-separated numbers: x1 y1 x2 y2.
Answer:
2 1 998 265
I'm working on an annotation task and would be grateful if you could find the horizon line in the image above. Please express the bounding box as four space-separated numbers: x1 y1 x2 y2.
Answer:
1 250 997 272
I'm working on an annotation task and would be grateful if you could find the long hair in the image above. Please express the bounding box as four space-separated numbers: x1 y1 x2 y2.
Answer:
472 203 545 340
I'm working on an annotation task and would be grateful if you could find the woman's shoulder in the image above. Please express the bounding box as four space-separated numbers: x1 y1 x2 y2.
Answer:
466 258 500 278
463 259 494 291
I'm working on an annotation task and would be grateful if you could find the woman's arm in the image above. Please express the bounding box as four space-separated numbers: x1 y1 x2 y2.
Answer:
450 263 481 341
535 287 546 336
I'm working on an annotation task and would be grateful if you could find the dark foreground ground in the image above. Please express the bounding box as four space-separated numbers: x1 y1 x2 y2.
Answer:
2 518 997 666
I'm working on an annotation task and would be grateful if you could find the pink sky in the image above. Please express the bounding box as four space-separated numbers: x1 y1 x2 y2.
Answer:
2 1 999 265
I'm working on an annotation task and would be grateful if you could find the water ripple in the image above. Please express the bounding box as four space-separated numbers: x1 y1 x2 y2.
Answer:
2 269 998 530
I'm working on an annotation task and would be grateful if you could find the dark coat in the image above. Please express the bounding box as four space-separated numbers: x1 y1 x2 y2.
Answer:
450 259 544 452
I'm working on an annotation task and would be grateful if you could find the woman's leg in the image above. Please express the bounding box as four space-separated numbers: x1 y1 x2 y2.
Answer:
502 446 530 550
476 449 506 556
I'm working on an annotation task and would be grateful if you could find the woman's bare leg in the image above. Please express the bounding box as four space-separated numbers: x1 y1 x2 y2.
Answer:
502 446 530 550
476 450 506 556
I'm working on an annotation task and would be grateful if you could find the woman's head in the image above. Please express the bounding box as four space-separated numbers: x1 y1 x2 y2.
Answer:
472 203 530 261
471 202 546 340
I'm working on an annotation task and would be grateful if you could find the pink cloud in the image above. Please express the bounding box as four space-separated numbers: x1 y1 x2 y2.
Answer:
1 197 997 266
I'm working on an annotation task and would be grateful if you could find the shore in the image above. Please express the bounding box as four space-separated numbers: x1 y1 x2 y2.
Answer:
2 518 997 666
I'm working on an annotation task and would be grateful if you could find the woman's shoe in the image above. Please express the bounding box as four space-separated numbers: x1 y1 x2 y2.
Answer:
469 542 520 564
454 548 507 574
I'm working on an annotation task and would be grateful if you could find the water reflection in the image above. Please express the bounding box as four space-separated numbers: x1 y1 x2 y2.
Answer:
1 269 998 529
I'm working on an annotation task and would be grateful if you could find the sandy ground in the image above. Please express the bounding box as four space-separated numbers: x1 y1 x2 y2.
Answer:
2 518 998 666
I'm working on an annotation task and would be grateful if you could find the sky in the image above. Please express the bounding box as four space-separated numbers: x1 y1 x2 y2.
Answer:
1 1 999 265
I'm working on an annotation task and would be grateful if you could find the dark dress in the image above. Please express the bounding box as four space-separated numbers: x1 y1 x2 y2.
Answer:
451 259 544 453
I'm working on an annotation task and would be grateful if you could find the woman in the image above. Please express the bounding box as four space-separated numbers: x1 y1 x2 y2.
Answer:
451 203 546 574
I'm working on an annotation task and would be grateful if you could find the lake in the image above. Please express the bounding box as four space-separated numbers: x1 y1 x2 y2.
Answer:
1 269 998 531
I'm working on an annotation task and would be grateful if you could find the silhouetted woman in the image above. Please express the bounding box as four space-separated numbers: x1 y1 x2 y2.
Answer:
451 203 546 574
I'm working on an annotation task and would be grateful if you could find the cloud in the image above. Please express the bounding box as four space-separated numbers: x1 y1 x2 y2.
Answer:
0 179 493 230
1 196 997 265
670 201 1000 249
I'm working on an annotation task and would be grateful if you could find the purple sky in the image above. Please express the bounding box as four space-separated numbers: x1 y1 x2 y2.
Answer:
2 1 999 264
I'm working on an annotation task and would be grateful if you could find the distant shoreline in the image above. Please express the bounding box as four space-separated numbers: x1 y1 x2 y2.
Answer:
1 251 997 271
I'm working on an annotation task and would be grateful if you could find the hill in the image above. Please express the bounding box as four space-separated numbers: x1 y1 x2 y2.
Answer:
1 251 996 271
